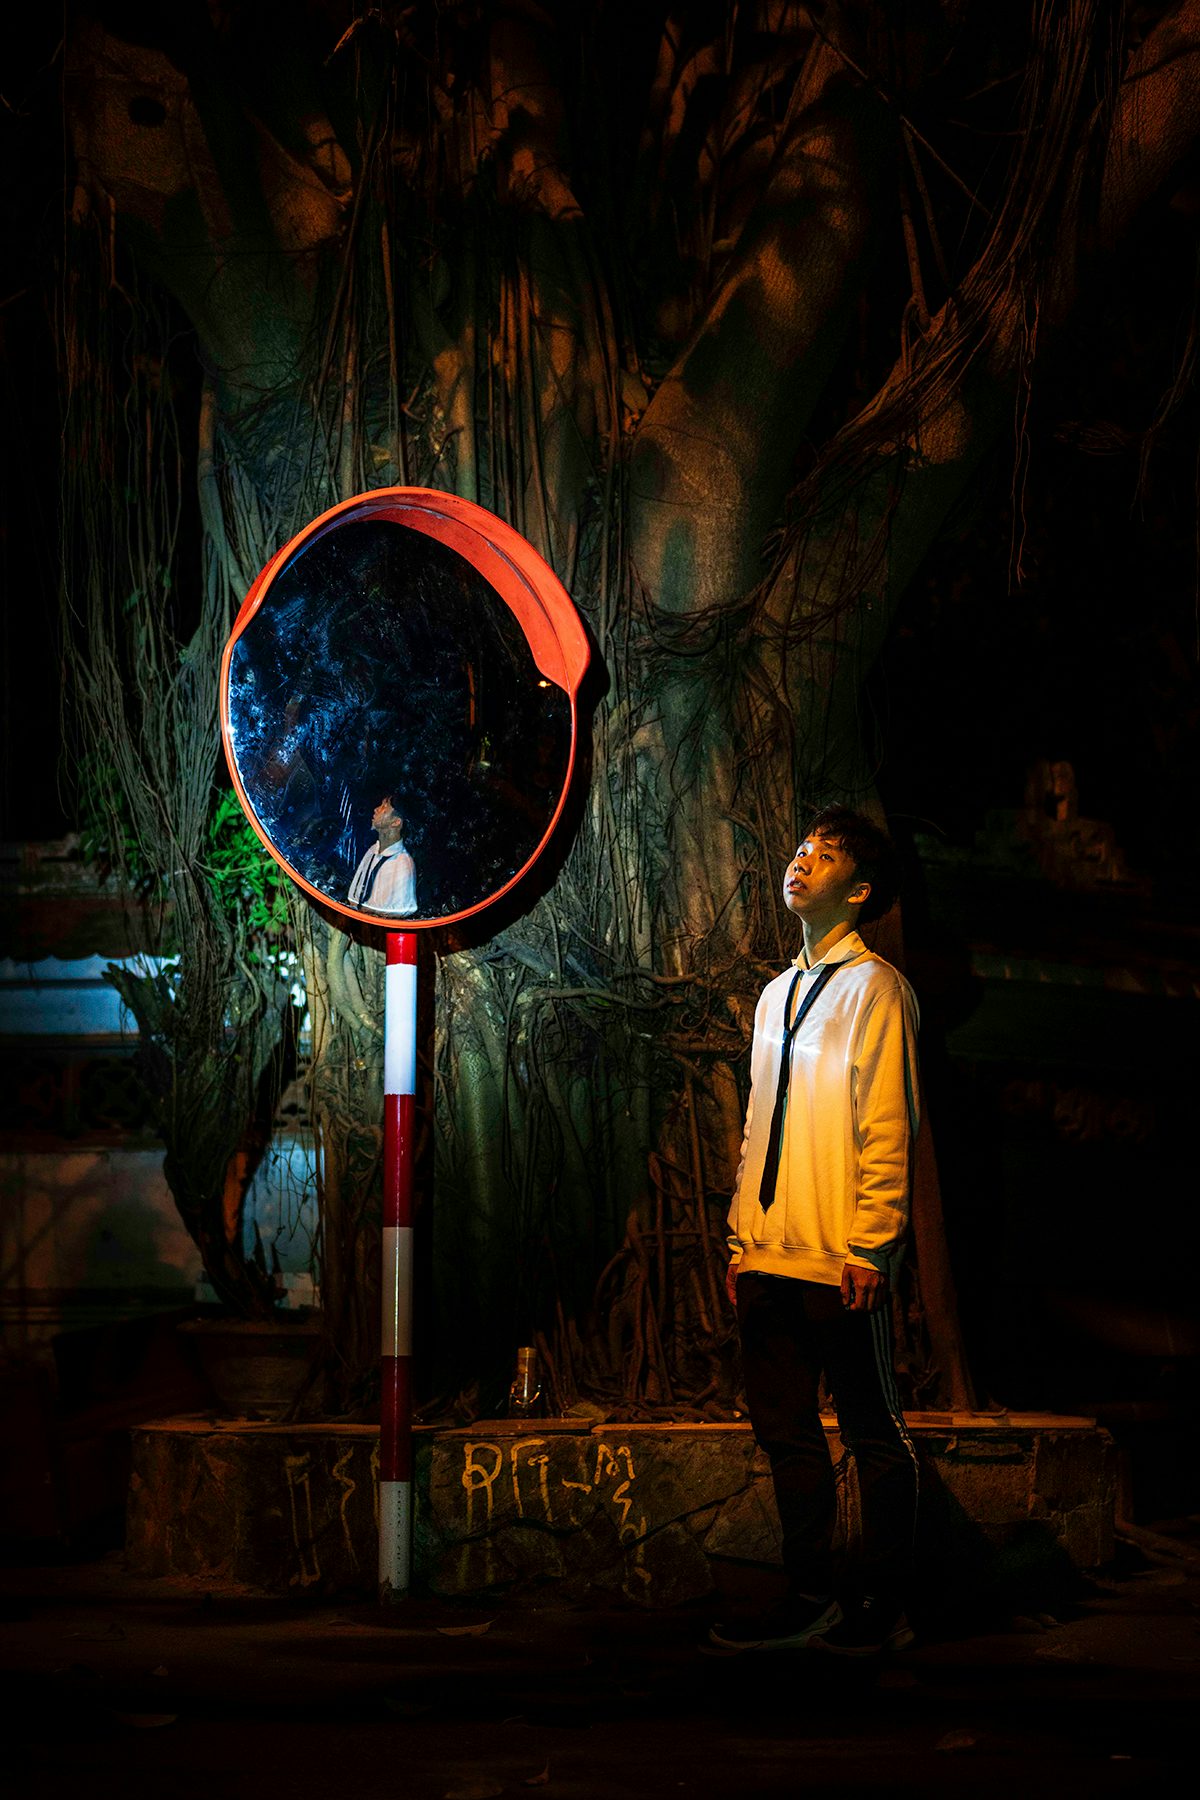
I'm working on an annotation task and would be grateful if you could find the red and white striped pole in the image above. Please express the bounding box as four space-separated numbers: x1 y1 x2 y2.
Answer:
380 930 417 1598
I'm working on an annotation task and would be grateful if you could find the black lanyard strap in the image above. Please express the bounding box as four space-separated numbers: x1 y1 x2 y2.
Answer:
358 852 386 904
756 960 841 1214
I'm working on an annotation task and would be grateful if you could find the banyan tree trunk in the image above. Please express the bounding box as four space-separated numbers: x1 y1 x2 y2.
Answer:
59 1 1200 1412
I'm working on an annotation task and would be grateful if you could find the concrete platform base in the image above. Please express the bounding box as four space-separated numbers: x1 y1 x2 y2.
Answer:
126 1412 1114 1609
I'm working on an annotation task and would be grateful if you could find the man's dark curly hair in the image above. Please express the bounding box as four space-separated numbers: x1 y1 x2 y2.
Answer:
799 804 900 924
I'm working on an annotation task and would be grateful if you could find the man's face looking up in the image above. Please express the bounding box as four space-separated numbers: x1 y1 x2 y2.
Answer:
783 831 869 931
372 797 402 835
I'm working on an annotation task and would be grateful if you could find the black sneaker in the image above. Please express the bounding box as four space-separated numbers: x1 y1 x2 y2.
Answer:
811 1594 914 1658
707 1594 841 1653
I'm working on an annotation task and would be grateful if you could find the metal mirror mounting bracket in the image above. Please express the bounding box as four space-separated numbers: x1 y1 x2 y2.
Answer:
219 486 590 933
218 488 590 1601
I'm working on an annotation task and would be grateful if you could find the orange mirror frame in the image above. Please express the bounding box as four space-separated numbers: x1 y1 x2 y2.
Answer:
219 488 590 930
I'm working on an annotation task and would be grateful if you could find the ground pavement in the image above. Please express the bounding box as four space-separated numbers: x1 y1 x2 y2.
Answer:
1 1546 1197 1798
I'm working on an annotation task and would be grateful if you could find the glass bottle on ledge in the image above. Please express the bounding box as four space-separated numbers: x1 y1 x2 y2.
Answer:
507 1345 542 1418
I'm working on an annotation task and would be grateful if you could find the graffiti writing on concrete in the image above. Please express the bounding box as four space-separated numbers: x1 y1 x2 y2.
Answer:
461 1438 650 1588
332 1447 358 1565
284 1452 321 1587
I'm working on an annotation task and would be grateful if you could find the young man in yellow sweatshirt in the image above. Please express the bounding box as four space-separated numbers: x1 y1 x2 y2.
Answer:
710 805 920 1656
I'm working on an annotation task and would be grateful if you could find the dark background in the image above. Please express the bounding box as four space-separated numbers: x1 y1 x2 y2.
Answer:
2 6 1198 1521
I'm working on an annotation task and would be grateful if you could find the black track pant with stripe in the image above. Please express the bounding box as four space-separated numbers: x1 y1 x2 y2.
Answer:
736 1271 918 1602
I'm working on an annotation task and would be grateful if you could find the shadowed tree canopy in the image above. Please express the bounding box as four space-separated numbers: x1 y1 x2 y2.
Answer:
50 0 1200 1415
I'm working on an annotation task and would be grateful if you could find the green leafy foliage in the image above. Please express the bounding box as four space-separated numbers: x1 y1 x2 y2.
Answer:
80 762 287 936
202 788 289 935
78 757 154 893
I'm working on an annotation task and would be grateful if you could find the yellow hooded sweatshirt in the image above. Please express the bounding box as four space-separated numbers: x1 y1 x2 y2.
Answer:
727 931 920 1287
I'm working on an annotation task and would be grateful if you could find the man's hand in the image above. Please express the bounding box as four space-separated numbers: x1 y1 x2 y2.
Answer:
725 1259 740 1307
840 1262 887 1313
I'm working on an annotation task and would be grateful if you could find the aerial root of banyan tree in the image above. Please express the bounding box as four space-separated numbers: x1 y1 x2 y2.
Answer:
55 1 1200 1418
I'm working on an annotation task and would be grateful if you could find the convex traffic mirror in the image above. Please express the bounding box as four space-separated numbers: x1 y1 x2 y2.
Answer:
220 489 589 929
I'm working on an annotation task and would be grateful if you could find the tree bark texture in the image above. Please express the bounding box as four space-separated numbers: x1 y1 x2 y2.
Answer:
60 1 1200 1410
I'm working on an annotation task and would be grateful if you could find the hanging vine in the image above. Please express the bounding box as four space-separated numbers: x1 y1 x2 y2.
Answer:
56 1 1200 1419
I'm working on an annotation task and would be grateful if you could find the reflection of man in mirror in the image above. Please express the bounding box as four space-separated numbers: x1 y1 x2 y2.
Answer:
347 794 417 915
